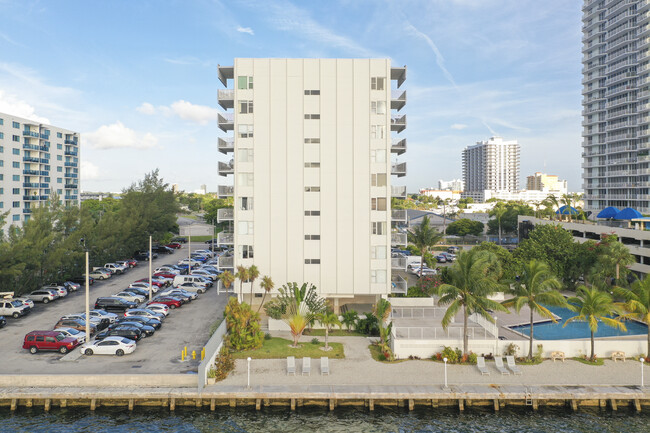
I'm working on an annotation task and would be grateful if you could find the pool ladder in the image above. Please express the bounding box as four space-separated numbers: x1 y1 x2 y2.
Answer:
525 387 533 406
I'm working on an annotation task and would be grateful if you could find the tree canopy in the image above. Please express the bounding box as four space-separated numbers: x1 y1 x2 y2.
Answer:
446 218 484 237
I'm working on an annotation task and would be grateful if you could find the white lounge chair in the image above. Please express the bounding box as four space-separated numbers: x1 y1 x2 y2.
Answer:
287 356 296 375
495 357 510 375
506 356 522 375
321 357 330 375
476 356 490 375
302 357 311 376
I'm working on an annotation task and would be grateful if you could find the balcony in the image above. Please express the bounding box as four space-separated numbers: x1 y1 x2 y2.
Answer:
218 136 234 154
391 138 406 155
64 195 78 200
391 256 407 270
392 209 407 222
23 209 32 214
218 64 234 87
218 185 234 198
64 162 77 167
23 169 39 175
218 160 234 177
391 66 407 88
391 232 407 246
391 275 407 295
391 89 406 111
390 114 406 133
218 89 234 109
218 112 234 132
391 185 407 199
217 231 234 245
217 207 234 223
64 184 78 189
64 150 78 156
23 156 39 163
391 162 407 177
22 130 40 138
64 139 77 145
218 255 234 270
64 172 78 178
23 195 39 201
23 182 40 188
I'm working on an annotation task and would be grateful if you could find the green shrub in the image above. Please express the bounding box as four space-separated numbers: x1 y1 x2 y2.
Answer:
356 314 380 336
441 346 460 364
212 346 235 381
504 343 518 357
264 332 272 340
224 298 264 351
467 352 478 364
377 353 387 361
311 338 320 345
534 344 543 362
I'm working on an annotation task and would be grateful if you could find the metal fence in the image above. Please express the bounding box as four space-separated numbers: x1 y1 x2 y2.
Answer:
393 325 494 340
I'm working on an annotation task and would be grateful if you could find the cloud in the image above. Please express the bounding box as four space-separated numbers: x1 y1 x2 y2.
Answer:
0 90 50 123
137 102 156 115
84 121 158 150
404 21 457 88
80 160 100 180
135 100 218 125
236 26 254 35
450 123 468 130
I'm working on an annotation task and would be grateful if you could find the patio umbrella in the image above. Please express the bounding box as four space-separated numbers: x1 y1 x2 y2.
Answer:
613 207 643 220
596 206 620 219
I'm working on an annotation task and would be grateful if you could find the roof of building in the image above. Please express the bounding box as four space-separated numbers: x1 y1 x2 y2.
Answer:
596 206 620 219
614 207 643 220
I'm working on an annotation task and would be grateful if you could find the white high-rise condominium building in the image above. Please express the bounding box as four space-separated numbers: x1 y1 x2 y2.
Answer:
438 179 464 191
216 58 408 308
461 136 520 202
0 113 80 231
582 0 650 213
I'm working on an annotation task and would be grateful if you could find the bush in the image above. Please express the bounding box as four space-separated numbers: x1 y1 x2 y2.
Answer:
311 337 319 345
504 343 518 357
264 332 272 340
377 353 387 361
224 298 264 351
441 346 460 364
356 314 380 336
467 352 478 364
212 346 235 381
534 344 543 362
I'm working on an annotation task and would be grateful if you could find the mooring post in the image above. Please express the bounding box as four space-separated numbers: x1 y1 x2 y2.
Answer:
44 399 51 412
129 399 134 411
10 399 16 411
90 399 97 411
532 399 539 411
634 399 641 412
408 399 414 411
610 399 617 411
458 399 464 411
60 399 67 408
369 399 375 411
570 400 578 412
329 399 335 411
431 399 438 409
170 398 176 411
210 399 216 411
229 398 236 408
255 399 261 411
290 398 296 411
26 399 33 408
195 398 201 408
493 399 499 412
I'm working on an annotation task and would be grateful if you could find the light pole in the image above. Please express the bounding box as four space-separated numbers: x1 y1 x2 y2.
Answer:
494 316 499 356
443 357 448 390
80 238 90 344
247 357 252 389
188 226 192 274
641 358 645 388
148 235 153 301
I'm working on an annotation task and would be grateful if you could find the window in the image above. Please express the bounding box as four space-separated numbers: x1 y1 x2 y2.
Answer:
12 188 19 194
240 245 254 259
238 148 253 163
13 214 19 221
57 155 62 161
372 222 386 235
57 189 62 194
0 202 3 208
57 132 62 138
371 270 387 284
0 161 3 167
12 201 19 208
237 173 254 187
12 148 19 155
238 124 253 138
304 138 320 143
237 76 253 89
239 197 253 211
304 114 320 119
12 135 19 142
371 77 386 90
371 197 387 211
239 100 253 114
0 118 3 125
0 174 3 180
371 101 386 114
305 259 321 264
0 188 3 194
12 162 19 168
370 125 385 139
12 175 19 181
57 143 62 150
371 246 387 260
304 235 321 240
57 178 62 183
57 166 62 172
304 162 320 168
370 149 386 163
304 210 320 216
0 133 3 139
238 221 254 235
371 173 387 187
12 121 19 128
304 90 320 95
304 186 320 192
0 146 3 152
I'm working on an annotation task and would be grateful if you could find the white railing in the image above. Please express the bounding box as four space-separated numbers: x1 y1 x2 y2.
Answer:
391 257 407 270
197 320 228 392
217 208 233 222
391 307 450 320
391 185 407 198
393 326 493 340
391 275 407 295
469 313 498 338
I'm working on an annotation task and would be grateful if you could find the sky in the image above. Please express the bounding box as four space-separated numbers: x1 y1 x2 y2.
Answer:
0 0 583 194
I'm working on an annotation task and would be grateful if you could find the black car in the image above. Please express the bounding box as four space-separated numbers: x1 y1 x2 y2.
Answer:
94 297 138 312
152 245 174 255
114 320 155 336
134 251 159 261
0 316 6 328
95 325 143 341
117 315 161 330
70 275 95 286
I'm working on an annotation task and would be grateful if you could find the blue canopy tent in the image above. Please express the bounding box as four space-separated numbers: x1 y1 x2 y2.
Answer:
614 207 643 220
556 205 579 215
596 206 620 219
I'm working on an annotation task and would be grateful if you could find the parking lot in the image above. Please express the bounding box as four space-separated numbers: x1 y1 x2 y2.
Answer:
0 244 230 374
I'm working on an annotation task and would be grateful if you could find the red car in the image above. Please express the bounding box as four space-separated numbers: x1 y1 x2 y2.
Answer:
23 330 80 354
153 272 177 279
147 297 182 309
136 278 163 288
165 242 182 249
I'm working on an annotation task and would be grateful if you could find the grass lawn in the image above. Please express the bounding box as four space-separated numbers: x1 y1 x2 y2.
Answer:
571 356 604 366
232 337 345 360
303 329 367 337
183 214 199 220
368 344 407 363
188 235 214 242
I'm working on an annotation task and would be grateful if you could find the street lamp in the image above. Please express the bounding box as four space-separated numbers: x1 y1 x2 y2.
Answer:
188 226 192 274
641 357 645 388
148 235 153 301
247 357 252 389
79 238 90 344
443 357 449 390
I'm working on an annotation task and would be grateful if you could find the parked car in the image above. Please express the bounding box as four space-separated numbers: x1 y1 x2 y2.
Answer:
134 251 158 261
70 275 95 286
191 269 218 281
391 248 412 256
135 278 164 288
0 299 30 318
27 289 58 303
94 325 143 342
112 292 146 303
128 282 158 294
114 320 156 336
104 263 127 274
117 315 161 331
124 308 165 321
176 282 207 294
55 327 87 344
89 309 119 324
159 288 197 301
42 285 68 298
172 236 188 243
409 266 438 276
81 336 136 356
94 297 138 313
88 269 111 280
54 318 98 334
193 249 214 258
23 330 79 354
95 267 115 276
447 246 460 254
147 297 183 309
177 258 202 267
151 275 173 286
61 313 108 330
8 297 34 310
0 316 6 328
154 267 180 275
119 259 138 268
145 303 170 316
165 242 182 249
123 287 150 298
44 282 78 293
173 275 211 288
439 252 456 262
434 254 447 263
152 245 174 255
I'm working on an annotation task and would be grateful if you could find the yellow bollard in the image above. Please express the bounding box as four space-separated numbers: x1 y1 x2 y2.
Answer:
181 350 185 361
184 346 187 358
201 348 205 360
192 350 196 360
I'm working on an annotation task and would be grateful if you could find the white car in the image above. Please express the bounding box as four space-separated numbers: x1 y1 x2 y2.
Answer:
191 269 218 281
61 313 104 327
89 309 119 324
177 258 202 266
193 249 214 258
124 308 166 321
89 269 111 280
155 267 180 274
146 303 170 316
104 263 127 274
129 282 159 294
81 336 136 356
112 292 145 303
409 266 437 276
176 282 207 294
51 286 68 298
9 297 34 309
160 289 198 300
55 327 86 344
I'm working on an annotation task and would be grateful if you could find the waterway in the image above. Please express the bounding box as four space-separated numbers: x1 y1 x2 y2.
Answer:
0 406 648 432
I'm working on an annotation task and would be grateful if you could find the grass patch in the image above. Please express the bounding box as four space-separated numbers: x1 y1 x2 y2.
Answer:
515 358 544 365
232 337 344 360
188 235 214 242
208 318 223 337
184 214 200 220
571 357 604 366
368 344 407 363
304 329 367 337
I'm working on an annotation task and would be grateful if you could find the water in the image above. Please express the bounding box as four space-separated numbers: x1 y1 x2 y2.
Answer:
509 305 648 340
0 406 648 432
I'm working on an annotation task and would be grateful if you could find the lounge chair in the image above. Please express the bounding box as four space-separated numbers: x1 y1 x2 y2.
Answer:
321 357 330 375
287 356 296 375
476 356 490 375
302 357 311 375
494 357 510 375
505 356 522 375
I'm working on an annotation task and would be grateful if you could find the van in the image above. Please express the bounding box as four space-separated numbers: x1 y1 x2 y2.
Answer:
0 299 30 318
173 275 212 288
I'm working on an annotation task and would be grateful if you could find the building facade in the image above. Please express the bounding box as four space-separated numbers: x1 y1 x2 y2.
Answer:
461 136 520 202
216 59 408 307
0 113 79 231
526 172 568 193
438 178 464 191
582 0 650 213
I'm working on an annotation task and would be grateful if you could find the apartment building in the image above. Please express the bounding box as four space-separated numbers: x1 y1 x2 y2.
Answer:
526 172 568 193
461 136 520 202
582 0 650 213
0 113 80 231
215 58 408 308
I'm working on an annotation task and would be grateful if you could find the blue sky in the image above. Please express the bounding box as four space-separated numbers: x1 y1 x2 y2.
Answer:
0 0 583 193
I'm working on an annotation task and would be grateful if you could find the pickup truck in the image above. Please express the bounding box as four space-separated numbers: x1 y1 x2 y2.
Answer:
0 299 31 318
104 263 127 274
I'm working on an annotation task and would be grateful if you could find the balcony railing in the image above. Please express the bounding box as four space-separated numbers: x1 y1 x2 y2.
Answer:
64 173 78 178
217 231 234 245
218 89 234 110
391 232 407 246
392 209 407 222
218 160 234 177
23 182 40 188
64 184 78 189
217 185 234 198
23 209 32 214
391 138 406 155
23 169 39 175
218 255 234 270
218 65 234 87
391 162 407 177
217 207 234 223
23 156 39 163
64 150 78 156
64 139 77 145
390 114 406 133
64 162 77 167
391 66 407 88
218 112 234 132
391 185 407 199
218 136 234 154
391 256 407 270
22 131 40 138
64 195 78 200
391 89 406 111
391 275 407 295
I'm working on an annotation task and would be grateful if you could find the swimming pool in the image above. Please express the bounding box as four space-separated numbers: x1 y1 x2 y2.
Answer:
509 305 648 340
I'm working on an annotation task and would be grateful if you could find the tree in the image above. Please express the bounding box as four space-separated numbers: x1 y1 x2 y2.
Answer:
615 278 650 356
256 275 274 313
441 198 451 235
489 202 507 245
248 264 260 303
544 194 561 221
436 249 508 355
373 299 393 359
502 260 566 359
218 270 235 294
457 197 474 210
446 219 484 237
224 297 263 351
564 286 626 361
235 265 250 301
317 311 342 350
341 310 359 332
591 234 635 285
472 242 520 281
407 216 444 278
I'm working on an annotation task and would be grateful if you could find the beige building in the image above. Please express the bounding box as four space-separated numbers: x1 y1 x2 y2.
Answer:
526 172 568 193
216 59 408 307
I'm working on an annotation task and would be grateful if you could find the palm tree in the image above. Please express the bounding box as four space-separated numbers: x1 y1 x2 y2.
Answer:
407 216 444 278
341 310 359 332
373 299 393 358
248 264 259 304
502 260 566 359
441 198 451 235
218 270 235 295
614 279 650 356
489 201 507 245
545 194 560 221
437 249 508 355
561 194 574 222
593 235 635 285
318 311 342 350
256 275 274 313
564 285 626 361
235 265 249 302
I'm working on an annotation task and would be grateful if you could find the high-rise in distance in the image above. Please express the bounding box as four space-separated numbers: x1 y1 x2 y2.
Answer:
216 59 407 310
582 0 650 213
